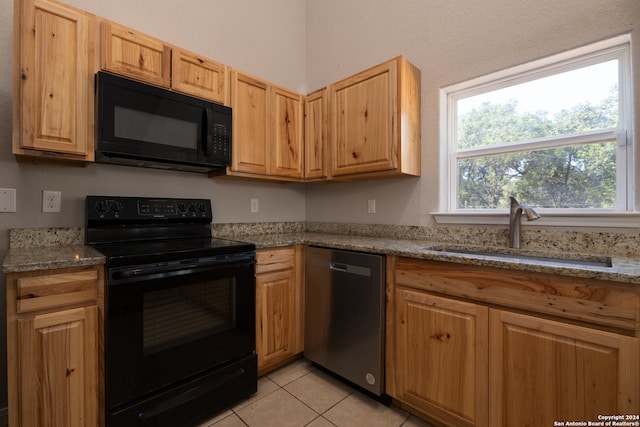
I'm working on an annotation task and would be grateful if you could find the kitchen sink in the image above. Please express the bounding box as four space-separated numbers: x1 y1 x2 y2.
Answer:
426 246 613 268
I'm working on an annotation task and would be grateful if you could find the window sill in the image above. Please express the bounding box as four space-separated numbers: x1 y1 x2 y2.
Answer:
431 211 640 228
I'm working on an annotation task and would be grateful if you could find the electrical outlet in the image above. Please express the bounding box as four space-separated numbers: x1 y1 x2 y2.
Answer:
250 198 259 213
367 199 376 214
43 190 62 213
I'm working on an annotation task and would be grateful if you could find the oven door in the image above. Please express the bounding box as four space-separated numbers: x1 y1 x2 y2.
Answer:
105 252 256 410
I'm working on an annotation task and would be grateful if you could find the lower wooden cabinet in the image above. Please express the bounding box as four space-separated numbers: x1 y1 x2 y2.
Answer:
392 289 488 427
255 246 304 374
7 265 104 427
18 306 99 427
489 310 640 426
387 256 640 427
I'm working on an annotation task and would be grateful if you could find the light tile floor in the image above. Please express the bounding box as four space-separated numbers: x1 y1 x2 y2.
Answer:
199 358 435 427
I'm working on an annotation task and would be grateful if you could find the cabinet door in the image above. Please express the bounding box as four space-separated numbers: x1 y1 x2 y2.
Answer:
305 88 328 180
101 20 171 87
271 86 304 178
16 0 93 159
330 59 397 176
489 310 640 426
171 48 226 104
256 268 297 371
393 289 488 427
229 70 270 175
18 306 99 427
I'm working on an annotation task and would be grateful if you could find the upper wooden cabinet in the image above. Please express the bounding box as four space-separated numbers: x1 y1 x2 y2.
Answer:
304 88 329 180
12 0 96 162
101 20 171 88
329 56 421 179
101 20 227 104
171 48 227 104
223 56 421 183
271 86 305 178
227 69 304 181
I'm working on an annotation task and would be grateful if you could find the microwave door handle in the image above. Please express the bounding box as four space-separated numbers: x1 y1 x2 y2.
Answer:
203 107 213 154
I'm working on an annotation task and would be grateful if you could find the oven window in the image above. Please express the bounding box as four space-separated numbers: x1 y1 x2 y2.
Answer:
143 278 236 355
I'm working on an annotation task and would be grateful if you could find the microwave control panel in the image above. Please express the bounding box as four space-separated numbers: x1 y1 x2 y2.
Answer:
209 123 230 163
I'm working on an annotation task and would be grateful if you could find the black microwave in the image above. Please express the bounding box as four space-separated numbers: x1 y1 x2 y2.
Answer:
96 72 231 173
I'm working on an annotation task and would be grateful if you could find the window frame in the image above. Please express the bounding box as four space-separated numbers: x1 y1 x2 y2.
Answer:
435 34 636 227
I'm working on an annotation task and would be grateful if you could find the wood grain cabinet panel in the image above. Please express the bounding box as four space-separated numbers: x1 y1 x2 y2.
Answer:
329 56 420 179
101 21 229 104
489 310 640 426
256 268 296 368
171 48 227 104
18 306 98 427
391 289 488 427
229 70 270 175
304 88 329 180
271 86 304 178
255 246 304 374
7 265 103 427
101 20 171 87
227 70 304 180
13 0 95 161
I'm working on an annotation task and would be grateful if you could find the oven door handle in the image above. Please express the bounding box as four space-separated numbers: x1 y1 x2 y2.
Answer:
110 256 255 283
136 368 246 421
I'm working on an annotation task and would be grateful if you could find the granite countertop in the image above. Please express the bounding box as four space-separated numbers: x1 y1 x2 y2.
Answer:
237 232 640 285
2 245 106 273
3 232 640 285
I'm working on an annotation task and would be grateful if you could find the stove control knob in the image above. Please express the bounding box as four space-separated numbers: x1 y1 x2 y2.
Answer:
95 201 108 214
110 202 123 214
198 203 207 213
177 202 188 213
188 203 196 213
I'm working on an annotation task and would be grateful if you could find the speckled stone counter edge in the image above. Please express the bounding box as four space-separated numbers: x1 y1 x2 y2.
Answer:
5 222 640 283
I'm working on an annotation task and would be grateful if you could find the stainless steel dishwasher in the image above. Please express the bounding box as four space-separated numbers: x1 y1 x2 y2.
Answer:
304 246 385 396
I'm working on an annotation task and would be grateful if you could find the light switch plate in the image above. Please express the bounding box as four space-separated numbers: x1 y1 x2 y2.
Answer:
367 199 376 214
0 188 16 212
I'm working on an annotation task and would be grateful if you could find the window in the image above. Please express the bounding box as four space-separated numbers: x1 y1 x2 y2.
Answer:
438 35 635 226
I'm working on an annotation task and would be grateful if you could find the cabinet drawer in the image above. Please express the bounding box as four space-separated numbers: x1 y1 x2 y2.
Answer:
256 247 295 274
16 269 99 314
394 257 640 333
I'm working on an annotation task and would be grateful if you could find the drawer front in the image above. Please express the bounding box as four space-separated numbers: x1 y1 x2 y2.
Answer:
394 257 640 333
256 247 295 274
16 268 99 314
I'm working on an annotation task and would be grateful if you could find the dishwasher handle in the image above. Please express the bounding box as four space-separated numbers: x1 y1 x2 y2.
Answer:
329 262 371 277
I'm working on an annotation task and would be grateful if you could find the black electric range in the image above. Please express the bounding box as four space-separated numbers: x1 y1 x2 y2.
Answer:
86 196 258 427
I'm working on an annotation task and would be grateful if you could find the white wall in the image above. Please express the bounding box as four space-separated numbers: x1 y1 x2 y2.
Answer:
305 0 640 225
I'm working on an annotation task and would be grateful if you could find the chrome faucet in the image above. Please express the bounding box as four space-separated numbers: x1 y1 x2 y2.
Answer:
509 196 541 249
